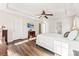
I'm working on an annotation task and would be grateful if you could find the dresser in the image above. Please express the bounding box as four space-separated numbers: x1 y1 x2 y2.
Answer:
2 30 8 45
0 29 8 45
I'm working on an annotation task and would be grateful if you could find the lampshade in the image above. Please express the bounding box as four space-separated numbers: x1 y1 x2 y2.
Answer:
72 16 78 30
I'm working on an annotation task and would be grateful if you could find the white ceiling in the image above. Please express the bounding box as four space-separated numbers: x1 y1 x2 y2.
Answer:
1 3 79 19
8 3 68 15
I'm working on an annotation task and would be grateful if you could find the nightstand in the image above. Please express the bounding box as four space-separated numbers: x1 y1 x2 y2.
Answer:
28 31 36 39
2 30 8 45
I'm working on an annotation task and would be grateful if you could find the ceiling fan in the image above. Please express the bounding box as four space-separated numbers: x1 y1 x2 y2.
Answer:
39 10 53 19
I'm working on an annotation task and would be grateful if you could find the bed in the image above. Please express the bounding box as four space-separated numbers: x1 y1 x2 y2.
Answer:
36 33 69 56
36 30 79 56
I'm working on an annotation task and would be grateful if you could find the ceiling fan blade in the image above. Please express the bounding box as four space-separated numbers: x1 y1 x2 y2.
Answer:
45 14 53 16
45 15 48 19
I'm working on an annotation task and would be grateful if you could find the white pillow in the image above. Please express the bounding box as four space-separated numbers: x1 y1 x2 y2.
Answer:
68 30 78 40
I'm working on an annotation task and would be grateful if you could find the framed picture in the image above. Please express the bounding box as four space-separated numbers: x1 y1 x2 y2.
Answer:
27 23 34 29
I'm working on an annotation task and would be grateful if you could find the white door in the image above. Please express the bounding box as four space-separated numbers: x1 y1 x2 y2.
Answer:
41 19 49 33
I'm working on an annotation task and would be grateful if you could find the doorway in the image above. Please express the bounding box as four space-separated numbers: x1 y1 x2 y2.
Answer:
39 19 49 34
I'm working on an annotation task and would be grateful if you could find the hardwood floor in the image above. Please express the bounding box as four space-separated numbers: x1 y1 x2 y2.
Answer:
8 39 55 56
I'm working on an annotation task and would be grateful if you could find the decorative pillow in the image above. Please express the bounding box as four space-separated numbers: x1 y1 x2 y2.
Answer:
75 32 79 41
68 30 78 40
64 31 70 38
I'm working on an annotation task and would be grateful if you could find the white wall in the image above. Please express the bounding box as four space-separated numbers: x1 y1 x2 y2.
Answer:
0 9 39 42
0 10 23 42
48 18 56 33
62 16 73 35
48 16 73 35
7 3 75 34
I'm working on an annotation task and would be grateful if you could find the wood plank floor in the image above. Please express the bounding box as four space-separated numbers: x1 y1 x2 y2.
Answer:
8 41 55 56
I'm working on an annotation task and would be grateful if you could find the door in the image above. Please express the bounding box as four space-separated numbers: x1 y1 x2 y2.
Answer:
40 19 49 34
